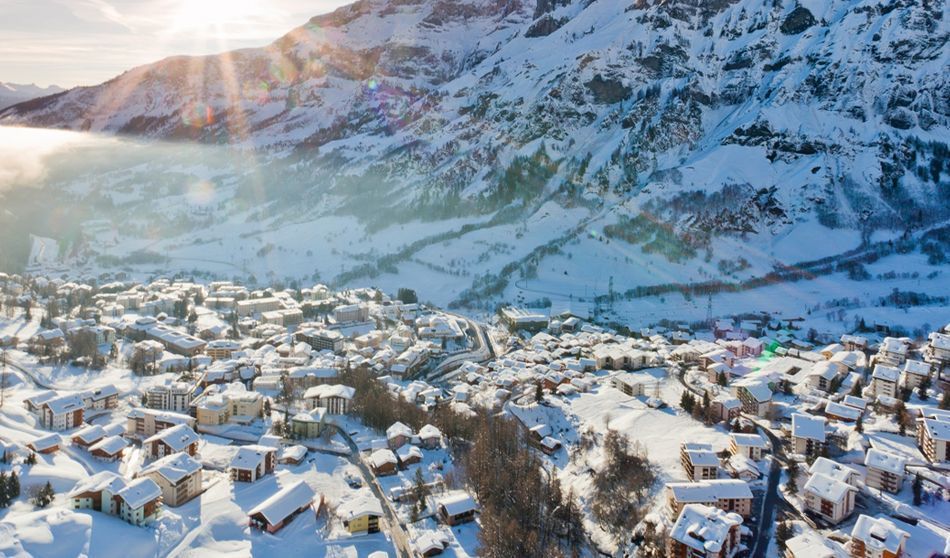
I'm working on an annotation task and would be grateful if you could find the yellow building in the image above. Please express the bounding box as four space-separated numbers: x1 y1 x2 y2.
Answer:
337 491 383 534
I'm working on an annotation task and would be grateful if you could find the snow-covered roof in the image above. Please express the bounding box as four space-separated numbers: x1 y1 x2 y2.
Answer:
292 407 326 424
919 418 950 442
418 424 441 440
539 436 562 450
386 421 413 440
842 395 867 410
872 364 900 383
89 435 128 455
438 492 478 517
396 444 423 461
667 479 753 503
248 479 315 525
337 490 383 521
902 359 931 376
302 384 355 400
809 457 860 484
140 452 202 483
30 433 60 451
864 448 906 476
144 423 200 451
791 413 826 442
825 401 862 421
370 448 398 468
730 433 767 449
69 471 126 498
115 477 162 509
73 424 106 444
43 393 85 415
669 503 742 553
230 445 275 470
850 515 909 554
785 531 847 558
685 449 720 467
803 473 855 504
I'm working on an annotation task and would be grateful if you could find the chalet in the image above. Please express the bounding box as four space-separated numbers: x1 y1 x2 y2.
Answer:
417 424 442 449
40 394 85 431
870 365 900 399
88 435 128 461
830 350 866 375
681 443 719 482
917 417 950 464
725 454 761 481
71 424 106 449
145 323 206 356
248 480 316 534
397 444 423 468
290 407 327 439
69 471 126 516
901 359 931 390
139 452 203 507
127 408 196 438
338 490 383 533
28 433 61 454
791 414 827 458
229 445 277 482
437 492 478 526
302 384 355 414
369 448 398 476
30 328 65 355
539 436 562 455
803 473 856 525
114 477 163 526
864 449 906 494
667 504 743 558
729 433 767 460
848 515 909 558
666 479 753 519
143 423 200 459
386 422 414 449
413 533 447 557
592 344 650 371
876 337 908 368
824 401 862 423
278 445 308 465
23 390 56 413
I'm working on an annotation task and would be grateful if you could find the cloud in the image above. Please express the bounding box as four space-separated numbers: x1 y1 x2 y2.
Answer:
0 126 113 193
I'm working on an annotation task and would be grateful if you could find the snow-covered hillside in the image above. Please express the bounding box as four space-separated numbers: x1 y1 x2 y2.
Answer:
0 0 947 315
0 83 64 111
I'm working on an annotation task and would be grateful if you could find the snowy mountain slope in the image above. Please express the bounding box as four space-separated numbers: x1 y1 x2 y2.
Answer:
0 82 64 111
0 0 947 309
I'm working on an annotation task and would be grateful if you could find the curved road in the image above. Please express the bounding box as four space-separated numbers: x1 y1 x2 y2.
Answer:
674 368 792 558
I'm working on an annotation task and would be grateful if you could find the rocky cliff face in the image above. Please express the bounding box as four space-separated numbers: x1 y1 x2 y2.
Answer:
2 0 948 271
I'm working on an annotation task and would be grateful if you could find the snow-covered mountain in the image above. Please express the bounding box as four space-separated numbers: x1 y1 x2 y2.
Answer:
0 82 64 111
0 0 947 309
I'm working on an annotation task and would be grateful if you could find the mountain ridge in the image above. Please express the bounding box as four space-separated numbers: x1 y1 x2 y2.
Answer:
0 0 947 307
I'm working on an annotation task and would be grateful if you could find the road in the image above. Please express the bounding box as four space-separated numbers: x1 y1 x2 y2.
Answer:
327 424 412 558
420 313 494 384
674 368 793 558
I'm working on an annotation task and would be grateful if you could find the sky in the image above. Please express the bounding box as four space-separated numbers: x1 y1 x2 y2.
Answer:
0 0 353 88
